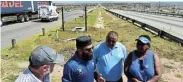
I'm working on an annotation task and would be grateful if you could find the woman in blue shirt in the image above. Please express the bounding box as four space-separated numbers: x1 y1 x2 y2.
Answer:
124 35 161 82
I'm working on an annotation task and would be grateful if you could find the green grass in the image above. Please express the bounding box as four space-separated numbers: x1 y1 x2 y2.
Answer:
175 74 183 78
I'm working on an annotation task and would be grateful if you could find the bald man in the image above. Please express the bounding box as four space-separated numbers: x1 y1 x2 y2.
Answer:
93 31 127 82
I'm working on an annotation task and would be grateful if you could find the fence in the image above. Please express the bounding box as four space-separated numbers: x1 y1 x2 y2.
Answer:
105 9 183 46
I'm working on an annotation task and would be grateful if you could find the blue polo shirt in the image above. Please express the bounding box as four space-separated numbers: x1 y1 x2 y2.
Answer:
62 54 94 82
93 41 127 81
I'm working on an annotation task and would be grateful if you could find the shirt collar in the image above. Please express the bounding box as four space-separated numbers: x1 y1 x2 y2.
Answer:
27 68 50 82
27 68 42 82
104 42 118 49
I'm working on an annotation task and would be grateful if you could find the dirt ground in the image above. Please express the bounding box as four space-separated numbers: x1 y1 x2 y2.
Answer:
17 57 183 82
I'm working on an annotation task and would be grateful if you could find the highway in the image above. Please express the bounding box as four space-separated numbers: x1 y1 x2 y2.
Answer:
110 9 183 40
1 10 84 49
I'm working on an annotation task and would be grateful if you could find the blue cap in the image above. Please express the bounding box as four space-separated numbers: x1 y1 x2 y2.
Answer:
136 36 151 44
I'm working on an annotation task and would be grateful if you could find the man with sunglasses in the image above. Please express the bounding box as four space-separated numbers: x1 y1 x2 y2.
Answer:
15 45 64 82
124 35 161 82
62 35 94 82
93 31 127 82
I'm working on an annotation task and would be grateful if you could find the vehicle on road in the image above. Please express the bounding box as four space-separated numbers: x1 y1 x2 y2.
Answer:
1 1 52 25
39 5 59 22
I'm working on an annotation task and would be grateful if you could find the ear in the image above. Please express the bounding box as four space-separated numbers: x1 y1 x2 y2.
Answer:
41 65 48 72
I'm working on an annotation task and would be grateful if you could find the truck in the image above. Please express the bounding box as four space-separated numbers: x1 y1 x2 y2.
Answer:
0 1 52 26
39 5 59 22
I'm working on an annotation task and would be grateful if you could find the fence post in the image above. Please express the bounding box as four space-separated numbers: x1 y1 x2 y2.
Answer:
132 20 135 24
12 39 16 48
61 6 65 31
55 30 59 41
42 28 45 36
85 6 87 31
158 30 164 38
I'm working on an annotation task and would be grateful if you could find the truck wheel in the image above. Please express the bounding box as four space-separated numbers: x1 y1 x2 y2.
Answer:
55 17 58 21
49 18 53 22
18 15 25 22
24 15 29 22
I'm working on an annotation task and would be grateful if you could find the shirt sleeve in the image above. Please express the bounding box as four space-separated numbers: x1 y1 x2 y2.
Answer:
62 64 73 82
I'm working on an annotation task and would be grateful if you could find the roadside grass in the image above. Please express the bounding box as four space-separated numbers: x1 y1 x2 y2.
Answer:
176 74 183 78
1 8 183 82
101 10 183 62
1 9 99 82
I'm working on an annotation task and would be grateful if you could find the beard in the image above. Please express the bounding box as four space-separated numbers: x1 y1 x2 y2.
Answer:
43 66 51 76
82 52 93 61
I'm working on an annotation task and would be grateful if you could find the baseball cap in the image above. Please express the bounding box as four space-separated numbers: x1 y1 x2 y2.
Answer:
76 36 92 48
136 35 151 44
29 45 64 66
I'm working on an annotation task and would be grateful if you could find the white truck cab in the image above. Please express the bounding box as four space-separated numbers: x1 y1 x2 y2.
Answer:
39 5 59 22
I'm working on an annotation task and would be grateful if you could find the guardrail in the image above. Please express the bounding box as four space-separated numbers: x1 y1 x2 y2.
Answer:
127 10 183 18
105 9 183 46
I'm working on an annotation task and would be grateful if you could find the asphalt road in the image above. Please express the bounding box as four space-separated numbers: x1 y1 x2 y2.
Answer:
1 10 84 49
110 9 183 40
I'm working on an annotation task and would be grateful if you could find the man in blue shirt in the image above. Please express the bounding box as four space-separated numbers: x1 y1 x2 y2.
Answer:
62 36 94 82
93 31 127 82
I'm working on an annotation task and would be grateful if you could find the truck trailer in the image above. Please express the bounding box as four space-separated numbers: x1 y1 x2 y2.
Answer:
0 1 52 26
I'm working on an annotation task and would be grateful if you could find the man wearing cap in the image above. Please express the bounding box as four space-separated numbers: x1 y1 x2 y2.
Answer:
15 45 64 82
124 35 161 82
62 36 94 82
93 31 127 82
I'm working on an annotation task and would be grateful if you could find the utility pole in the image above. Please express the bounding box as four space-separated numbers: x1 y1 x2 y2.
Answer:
61 6 64 31
85 6 87 31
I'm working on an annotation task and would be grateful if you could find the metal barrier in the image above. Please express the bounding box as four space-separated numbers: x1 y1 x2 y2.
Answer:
105 9 183 46
127 10 183 18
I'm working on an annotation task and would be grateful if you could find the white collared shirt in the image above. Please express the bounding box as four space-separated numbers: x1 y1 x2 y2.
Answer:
15 68 50 82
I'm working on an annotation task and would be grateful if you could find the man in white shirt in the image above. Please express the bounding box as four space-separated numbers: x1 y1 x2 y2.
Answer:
15 45 64 82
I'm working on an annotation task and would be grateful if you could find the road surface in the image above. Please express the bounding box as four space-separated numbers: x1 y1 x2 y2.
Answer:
1 10 84 49
110 9 183 40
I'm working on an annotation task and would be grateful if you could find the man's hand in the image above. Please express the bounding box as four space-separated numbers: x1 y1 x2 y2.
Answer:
97 76 105 82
